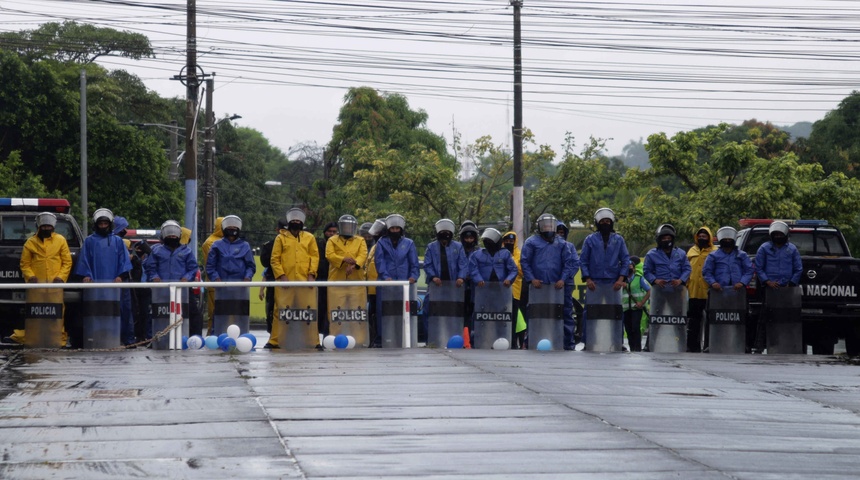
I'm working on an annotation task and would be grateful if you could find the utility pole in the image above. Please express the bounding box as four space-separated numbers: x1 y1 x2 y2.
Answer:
80 70 88 225
511 0 524 241
184 0 199 259
203 77 215 236
168 120 179 181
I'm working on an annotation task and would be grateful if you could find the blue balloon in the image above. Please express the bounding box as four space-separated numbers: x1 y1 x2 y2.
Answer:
220 337 237 352
240 333 257 348
181 335 189 350
537 339 552 351
447 335 464 349
204 335 220 350
217 333 229 347
334 334 348 349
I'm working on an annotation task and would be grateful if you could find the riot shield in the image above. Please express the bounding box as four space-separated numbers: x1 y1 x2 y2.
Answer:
380 284 418 348
707 289 747 354
648 285 688 353
150 287 190 350
24 288 64 348
83 285 121 349
765 286 802 354
328 286 369 347
275 286 318 350
585 283 623 352
426 282 465 348
527 285 564 351
473 282 513 349
213 286 250 335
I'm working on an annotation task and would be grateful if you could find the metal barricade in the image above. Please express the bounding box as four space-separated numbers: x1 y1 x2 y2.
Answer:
473 282 513 349
426 282 465 348
380 283 417 348
648 285 688 353
151 287 189 350
527 285 564 351
585 283 623 352
707 289 747 354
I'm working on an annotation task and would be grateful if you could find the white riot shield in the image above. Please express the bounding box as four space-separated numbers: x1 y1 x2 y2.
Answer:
24 288 64 348
585 283 624 352
473 282 513 349
380 284 417 348
765 286 802 354
213 286 250 335
427 282 465 348
83 285 121 349
648 285 688 353
276 286 318 350
527 285 564 351
328 286 369 347
150 287 189 350
707 289 747 354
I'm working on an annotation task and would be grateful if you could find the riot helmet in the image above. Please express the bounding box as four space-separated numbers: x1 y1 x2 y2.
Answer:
160 220 182 240
386 214 406 230
481 228 502 244
769 220 789 246
93 208 114 224
368 219 386 237
655 223 676 250
36 212 57 228
221 215 242 239
536 213 557 240
594 207 615 224
338 215 358 237
358 222 373 237
286 208 306 224
716 226 738 242
435 219 455 235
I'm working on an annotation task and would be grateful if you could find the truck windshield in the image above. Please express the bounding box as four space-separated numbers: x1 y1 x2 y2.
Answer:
0 215 81 248
742 229 848 256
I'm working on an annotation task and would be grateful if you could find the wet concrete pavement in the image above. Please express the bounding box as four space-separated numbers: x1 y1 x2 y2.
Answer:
1 334 860 479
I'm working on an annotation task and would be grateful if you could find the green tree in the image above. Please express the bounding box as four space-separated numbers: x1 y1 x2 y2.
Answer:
803 91 860 176
0 21 153 64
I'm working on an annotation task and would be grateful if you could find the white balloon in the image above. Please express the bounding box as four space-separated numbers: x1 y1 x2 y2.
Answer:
322 335 336 350
492 338 510 350
227 324 241 339
187 335 204 350
346 335 356 349
235 336 253 353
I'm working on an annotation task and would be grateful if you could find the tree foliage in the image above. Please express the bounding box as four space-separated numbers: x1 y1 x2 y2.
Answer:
0 21 153 64
802 91 860 176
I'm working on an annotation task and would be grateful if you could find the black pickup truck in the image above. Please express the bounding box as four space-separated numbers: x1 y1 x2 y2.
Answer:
0 198 85 344
737 219 860 355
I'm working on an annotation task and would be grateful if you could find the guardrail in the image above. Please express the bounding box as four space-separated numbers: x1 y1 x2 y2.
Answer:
0 280 412 350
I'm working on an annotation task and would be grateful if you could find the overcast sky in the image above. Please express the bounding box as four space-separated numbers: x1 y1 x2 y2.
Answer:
2 0 858 160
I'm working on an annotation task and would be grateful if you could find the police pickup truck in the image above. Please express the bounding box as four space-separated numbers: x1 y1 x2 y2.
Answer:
738 219 860 355
0 198 85 343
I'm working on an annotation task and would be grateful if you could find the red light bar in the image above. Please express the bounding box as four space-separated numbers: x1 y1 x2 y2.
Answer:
0 198 70 213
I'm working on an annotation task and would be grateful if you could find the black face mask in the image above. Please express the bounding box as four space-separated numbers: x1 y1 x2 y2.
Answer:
117 230 127 238
437 232 453 244
541 231 555 241
504 243 514 253
288 222 303 233
772 234 787 246
224 229 239 239
483 239 500 254
659 240 674 250
719 239 735 249
164 237 180 248
697 238 710 248
95 226 110 236
389 231 402 242
597 223 613 234
38 229 53 239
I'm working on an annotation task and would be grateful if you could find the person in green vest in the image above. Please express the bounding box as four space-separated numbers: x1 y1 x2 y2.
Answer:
622 256 651 352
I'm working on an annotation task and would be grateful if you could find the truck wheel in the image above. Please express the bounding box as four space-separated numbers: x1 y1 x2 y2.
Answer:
845 328 860 356
811 338 835 355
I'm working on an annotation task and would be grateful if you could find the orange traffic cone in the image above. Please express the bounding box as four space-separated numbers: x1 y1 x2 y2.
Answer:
463 327 472 349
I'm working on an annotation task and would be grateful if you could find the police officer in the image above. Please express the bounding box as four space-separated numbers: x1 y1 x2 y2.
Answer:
753 221 802 352
144 220 199 284
205 215 256 333
202 217 225 335
365 219 386 347
469 228 518 288
267 208 319 348
5 212 73 346
521 213 579 347
425 219 467 287
686 226 717 352
375 214 419 284
578 208 628 349
643 224 692 348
